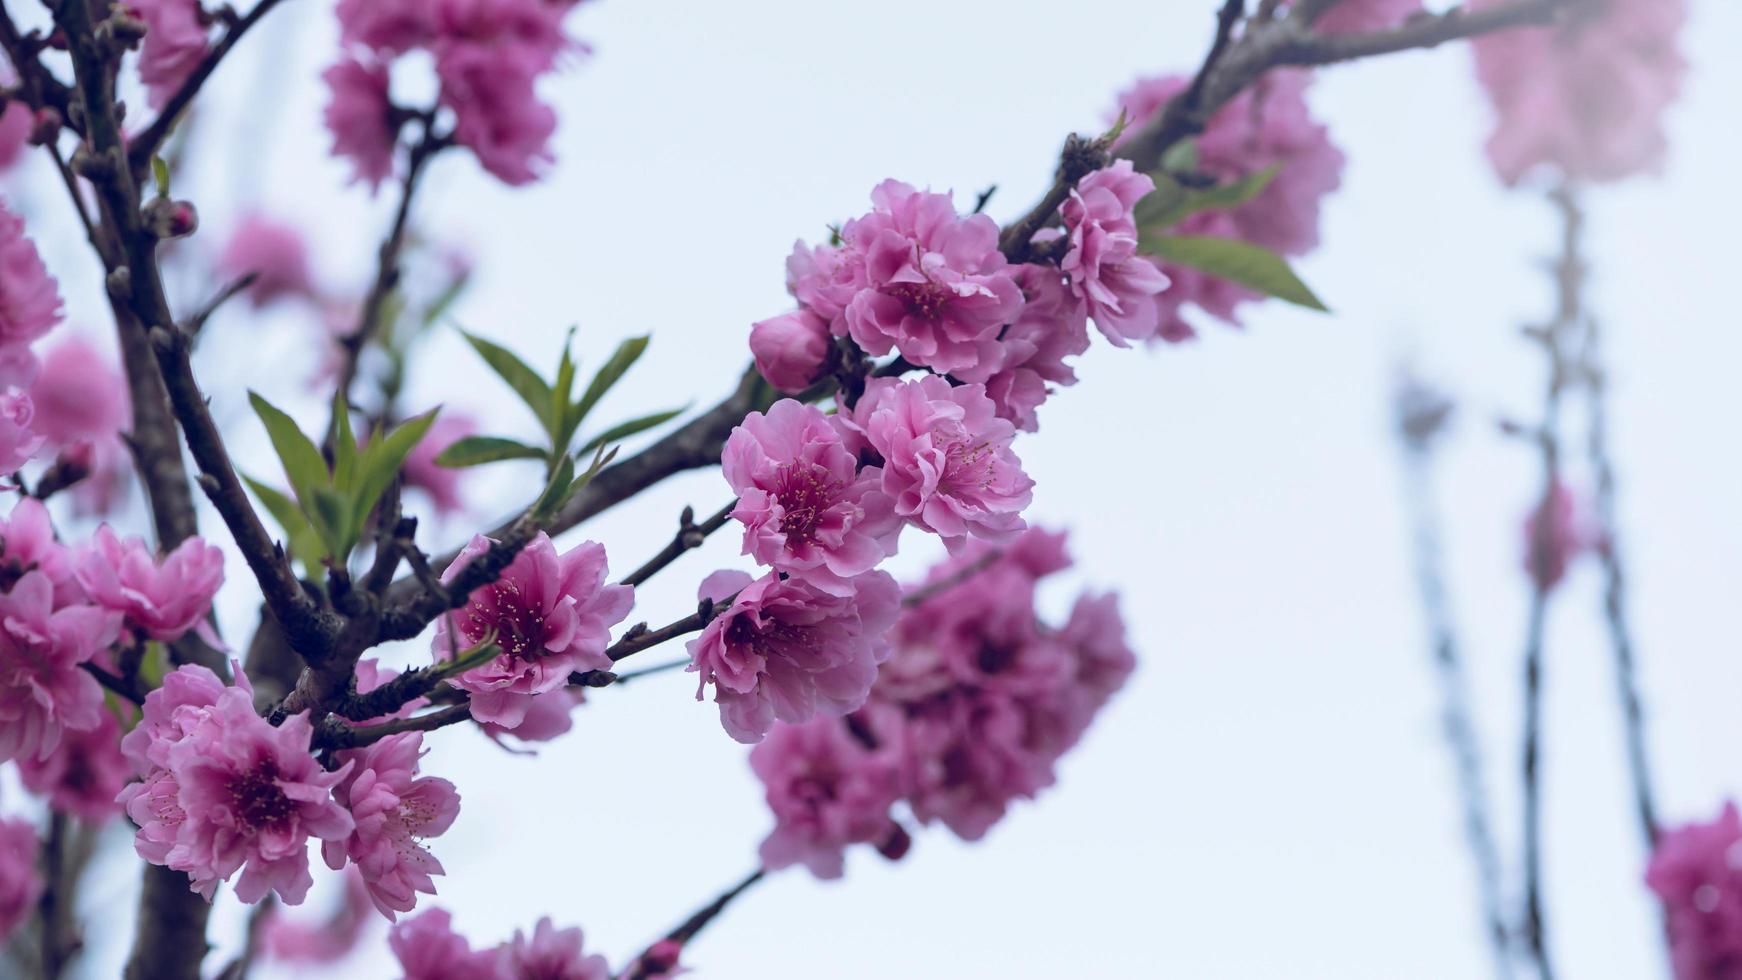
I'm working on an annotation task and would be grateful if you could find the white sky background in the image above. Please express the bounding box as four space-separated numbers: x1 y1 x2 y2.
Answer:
11 0 1741 977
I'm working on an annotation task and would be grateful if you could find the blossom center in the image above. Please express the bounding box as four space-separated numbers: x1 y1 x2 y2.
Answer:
464 578 547 660
884 279 953 321
229 761 294 831
774 462 842 547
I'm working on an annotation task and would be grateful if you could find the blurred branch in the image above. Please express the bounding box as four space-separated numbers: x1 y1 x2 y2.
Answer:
621 869 765 980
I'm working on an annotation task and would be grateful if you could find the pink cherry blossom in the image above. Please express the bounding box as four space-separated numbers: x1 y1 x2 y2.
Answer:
1647 801 1742 980
1472 0 1687 185
324 731 461 919
432 0 571 71
402 412 477 517
323 57 399 191
118 662 228 774
478 687 585 749
0 101 29 174
1060 160 1171 346
687 568 900 744
0 199 63 348
0 388 41 474
27 337 131 514
839 180 1024 378
18 706 130 822
75 525 225 645
218 213 316 307
1302 0 1422 34
119 768 188 865
436 44 557 187
1523 479 1602 591
156 678 354 903
337 0 433 54
844 375 1033 545
501 917 611 980
0 816 40 942
621 938 687 979
723 399 897 594
0 571 122 763
749 309 832 393
984 265 1091 432
130 0 209 109
751 707 906 879
785 240 865 328
437 532 633 730
390 908 506 980
0 495 80 601
261 867 377 966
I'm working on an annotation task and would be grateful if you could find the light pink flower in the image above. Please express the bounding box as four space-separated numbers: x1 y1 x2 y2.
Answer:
1060 160 1171 346
118 662 228 773
1472 0 1687 185
157 678 354 903
1303 0 1422 34
0 495 80 602
751 707 906 879
27 337 131 514
218 213 316 307
437 44 557 187
0 388 41 474
687 568 899 744
749 309 832 394
390 908 505 980
839 181 1024 379
0 345 36 390
0 571 121 763
0 817 40 942
261 867 377 966
723 399 897 594
18 707 130 822
984 264 1090 432
130 0 209 109
119 768 188 865
0 199 63 348
324 56 399 191
75 525 224 645
785 240 865 327
502 917 611 980
324 732 460 919
1647 801 1742 980
337 0 433 54
843 375 1033 545
437 532 633 730
478 687 585 749
403 412 477 517
1523 479 1602 591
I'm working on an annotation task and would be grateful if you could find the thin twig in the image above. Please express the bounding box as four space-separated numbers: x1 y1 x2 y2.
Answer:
606 597 730 664
318 702 474 750
621 869 766 980
620 500 737 588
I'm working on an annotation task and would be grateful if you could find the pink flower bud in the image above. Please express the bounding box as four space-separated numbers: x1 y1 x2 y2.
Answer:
749 309 830 393
27 107 61 147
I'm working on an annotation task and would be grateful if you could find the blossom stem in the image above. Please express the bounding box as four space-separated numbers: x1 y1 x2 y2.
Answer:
621 868 766 979
619 500 738 589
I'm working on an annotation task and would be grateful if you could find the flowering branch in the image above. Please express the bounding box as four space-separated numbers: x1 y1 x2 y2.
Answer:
621 869 765 980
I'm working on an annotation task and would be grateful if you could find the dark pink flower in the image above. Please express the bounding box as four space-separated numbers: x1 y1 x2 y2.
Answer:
432 0 571 71
402 412 477 517
0 99 29 174
983 264 1089 433
0 199 64 348
723 399 897 594
1523 480 1601 591
687 568 900 744
324 731 461 919
18 707 130 822
0 496 80 602
390 908 505 980
502 917 611 980
0 817 40 942
324 56 399 191
437 532 633 730
1647 801 1742 980
751 707 906 879
27 337 131 514
621 938 688 979
337 0 433 53
130 0 209 109
436 44 557 187
261 867 377 966
218 213 316 307
839 181 1024 378
0 571 121 763
749 309 832 393
75 525 225 645
1472 0 1686 185
844 375 1033 545
478 687 585 749
1060 160 1171 346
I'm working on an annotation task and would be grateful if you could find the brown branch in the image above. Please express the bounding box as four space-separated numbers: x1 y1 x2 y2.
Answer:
606 596 729 665
620 500 737 589
622 869 765 980
317 702 473 750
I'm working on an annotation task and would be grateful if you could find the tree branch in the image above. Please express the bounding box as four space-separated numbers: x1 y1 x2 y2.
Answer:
620 500 737 589
622 869 765 980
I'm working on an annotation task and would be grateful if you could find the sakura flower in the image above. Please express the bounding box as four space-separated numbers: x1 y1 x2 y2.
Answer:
27 337 131 514
131 0 210 109
1472 0 1688 186
839 180 1024 378
502 917 611 980
118 768 188 865
0 495 79 600
0 388 41 474
723 399 897 594
687 568 900 744
437 532 633 730
323 56 399 191
324 732 461 919
749 309 832 394
217 213 316 307
390 908 505 980
751 707 906 879
0 817 40 942
0 571 122 763
337 0 433 54
1060 160 1171 346
402 412 477 517
983 264 1090 432
261 867 377 966
18 707 130 822
844 376 1033 545
1647 802 1742 980
0 97 29 174
118 662 228 774
75 525 225 645
436 44 556 186
785 240 865 328
478 687 585 749
0 199 63 348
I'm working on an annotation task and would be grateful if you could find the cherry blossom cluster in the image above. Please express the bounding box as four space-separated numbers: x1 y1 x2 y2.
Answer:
388 907 683 980
0 198 64 472
1472 0 1688 186
749 529 1134 878
326 0 591 187
1647 802 1742 980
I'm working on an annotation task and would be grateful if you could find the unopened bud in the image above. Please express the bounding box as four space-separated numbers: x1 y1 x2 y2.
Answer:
143 197 198 239
27 107 61 147
875 822 912 862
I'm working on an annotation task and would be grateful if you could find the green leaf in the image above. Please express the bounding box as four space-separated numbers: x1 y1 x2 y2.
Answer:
435 435 548 468
576 406 686 457
248 392 329 505
151 156 171 199
532 453 575 522
460 330 554 431
1099 108 1129 147
1138 234 1329 312
550 328 579 449
420 274 470 330
306 486 353 561
349 409 438 544
1159 139 1199 175
1135 164 1280 231
566 444 619 504
570 335 648 433
332 394 359 494
243 473 329 567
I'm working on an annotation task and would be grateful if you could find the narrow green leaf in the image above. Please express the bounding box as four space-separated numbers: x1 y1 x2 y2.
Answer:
1135 164 1280 231
243 473 329 567
151 156 171 199
576 406 687 457
1099 108 1129 147
1138 234 1329 312
460 330 554 430
349 409 438 544
1159 138 1199 175
332 393 359 494
565 444 619 505
532 453 576 521
420 274 470 330
435 435 548 468
248 392 329 505
551 328 578 449
570 335 648 432
307 486 353 561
